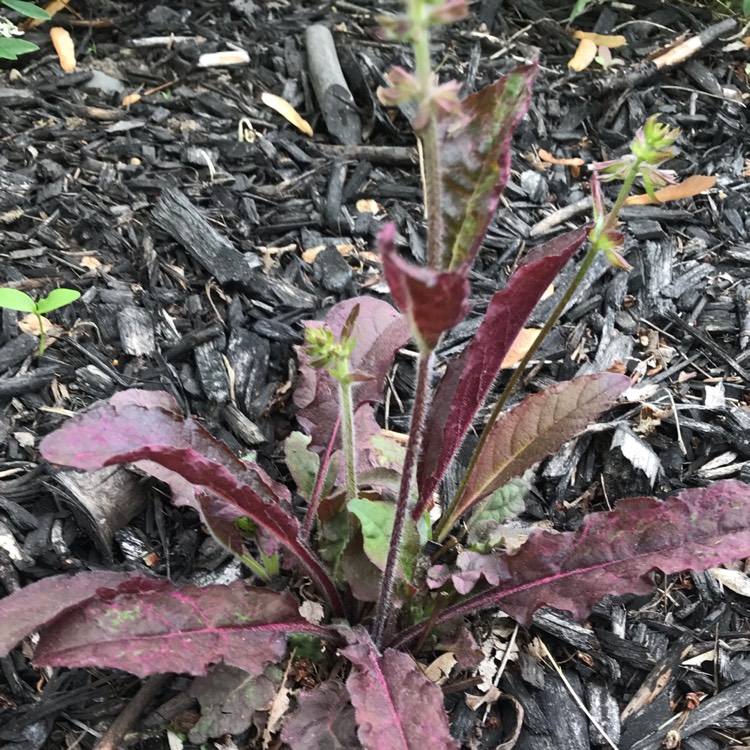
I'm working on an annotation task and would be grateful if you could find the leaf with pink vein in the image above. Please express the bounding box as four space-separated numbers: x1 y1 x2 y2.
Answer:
417 226 590 509
33 578 327 677
446 373 629 529
342 627 457 750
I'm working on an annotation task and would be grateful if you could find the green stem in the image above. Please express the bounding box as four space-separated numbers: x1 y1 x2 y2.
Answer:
338 379 358 502
407 0 444 269
36 311 46 356
436 160 644 542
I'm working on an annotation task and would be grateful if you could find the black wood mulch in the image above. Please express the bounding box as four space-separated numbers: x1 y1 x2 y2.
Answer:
0 0 749 748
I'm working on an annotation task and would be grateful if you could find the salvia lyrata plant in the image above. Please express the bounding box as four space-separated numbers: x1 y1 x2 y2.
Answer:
2 2 749 747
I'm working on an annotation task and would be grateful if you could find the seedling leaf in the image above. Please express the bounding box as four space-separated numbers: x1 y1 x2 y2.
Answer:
342 627 457 750
35 288 81 314
438 63 536 270
449 374 628 525
3 0 51 19
418 226 589 506
0 288 36 313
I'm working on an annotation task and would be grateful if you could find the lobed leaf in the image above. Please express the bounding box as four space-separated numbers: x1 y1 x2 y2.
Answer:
438 63 536 270
32 578 328 677
379 223 470 353
417 226 590 509
294 297 409 455
447 374 628 527
342 627 457 750
40 394 344 614
0 571 136 656
281 680 360 750
437 479 750 627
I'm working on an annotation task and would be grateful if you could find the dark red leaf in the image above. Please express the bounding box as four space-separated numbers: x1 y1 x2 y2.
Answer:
438 64 537 270
425 480 750 631
379 223 470 352
294 297 410 456
33 578 327 677
281 680 360 750
342 627 457 750
417 226 590 509
446 374 628 528
0 571 136 656
40 398 343 614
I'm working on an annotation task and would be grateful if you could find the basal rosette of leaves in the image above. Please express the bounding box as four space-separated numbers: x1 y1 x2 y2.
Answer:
2 1 750 747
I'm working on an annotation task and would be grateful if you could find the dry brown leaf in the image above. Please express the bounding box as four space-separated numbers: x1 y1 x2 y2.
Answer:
50 27 76 73
624 174 717 205
122 92 142 107
568 38 598 72
709 567 750 598
80 256 101 270
573 30 627 48
423 652 456 685
261 92 313 137
538 149 585 168
501 328 542 369
18 314 58 339
356 198 384 215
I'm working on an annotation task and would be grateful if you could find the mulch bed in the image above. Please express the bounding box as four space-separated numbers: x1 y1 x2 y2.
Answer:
1 0 749 747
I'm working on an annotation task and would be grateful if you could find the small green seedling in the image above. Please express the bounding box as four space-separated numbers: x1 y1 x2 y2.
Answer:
0 0 51 61
0 287 80 355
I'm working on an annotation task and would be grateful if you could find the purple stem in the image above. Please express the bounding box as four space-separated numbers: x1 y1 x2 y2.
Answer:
371 351 434 647
302 414 341 539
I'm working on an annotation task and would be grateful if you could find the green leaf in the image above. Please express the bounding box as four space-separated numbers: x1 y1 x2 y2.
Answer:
469 474 530 529
0 36 38 59
35 288 80 314
2 0 51 20
568 0 592 21
0 288 37 313
348 497 420 583
285 432 319 500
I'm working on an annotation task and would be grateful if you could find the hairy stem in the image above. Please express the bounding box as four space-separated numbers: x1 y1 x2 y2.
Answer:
339 381 358 502
371 351 435 647
407 0 444 268
437 161 643 541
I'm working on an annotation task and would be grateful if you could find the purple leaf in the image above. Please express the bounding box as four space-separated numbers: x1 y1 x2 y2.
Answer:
438 63 536 270
108 388 180 411
189 664 280 743
450 551 504 595
294 297 410 455
417 226 590 508
438 479 750 627
33 578 327 677
40 397 343 615
281 680 360 750
446 374 628 528
0 571 136 656
379 223 470 352
342 627 457 750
